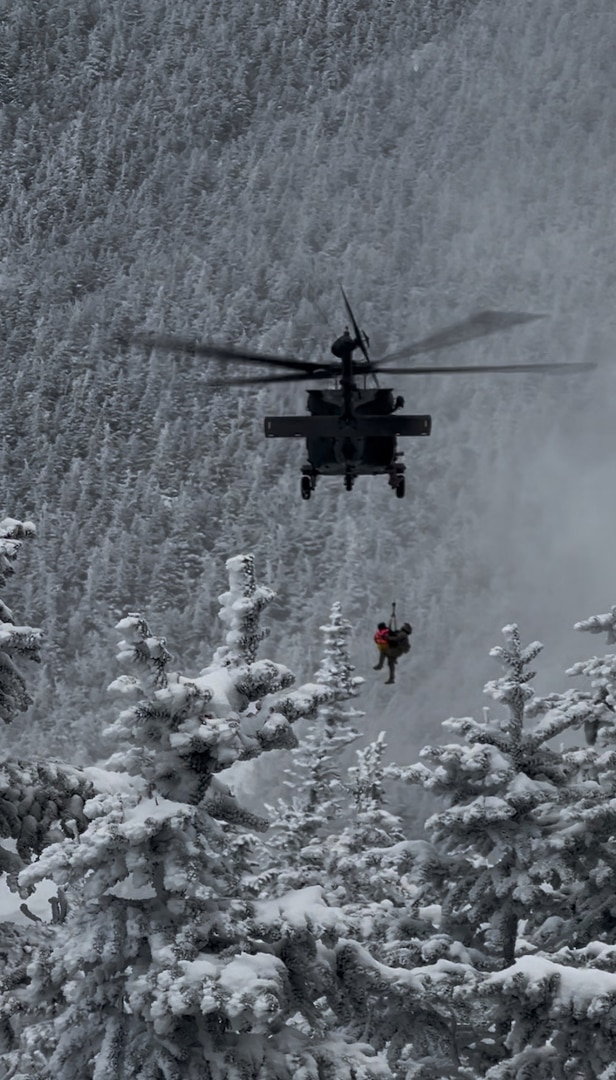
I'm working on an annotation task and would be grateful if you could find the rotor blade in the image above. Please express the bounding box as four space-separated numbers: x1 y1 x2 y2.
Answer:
126 331 324 374
378 311 547 365
375 361 595 375
340 285 371 363
200 369 335 388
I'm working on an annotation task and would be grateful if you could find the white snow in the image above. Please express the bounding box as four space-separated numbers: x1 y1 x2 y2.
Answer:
83 767 145 796
218 951 285 995
253 886 346 933
486 954 616 1008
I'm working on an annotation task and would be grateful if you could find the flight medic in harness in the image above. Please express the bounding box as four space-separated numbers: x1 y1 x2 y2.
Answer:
373 604 412 684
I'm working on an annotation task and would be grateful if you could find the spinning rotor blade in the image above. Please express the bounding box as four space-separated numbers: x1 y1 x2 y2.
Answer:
200 369 335 388
378 311 546 366
340 285 371 364
127 331 324 374
375 361 595 375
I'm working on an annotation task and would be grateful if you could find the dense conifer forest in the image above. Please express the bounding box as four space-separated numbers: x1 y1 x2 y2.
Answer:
4 540 616 1076
1 0 616 1072
1 0 614 761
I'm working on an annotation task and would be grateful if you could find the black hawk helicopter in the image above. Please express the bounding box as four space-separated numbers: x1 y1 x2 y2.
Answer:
129 289 591 499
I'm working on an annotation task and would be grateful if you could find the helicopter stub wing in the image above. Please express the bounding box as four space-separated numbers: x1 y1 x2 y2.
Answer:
363 414 432 436
265 417 332 438
264 415 431 438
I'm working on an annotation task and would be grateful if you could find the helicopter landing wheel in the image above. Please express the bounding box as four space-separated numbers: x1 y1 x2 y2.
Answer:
301 476 311 500
395 475 406 499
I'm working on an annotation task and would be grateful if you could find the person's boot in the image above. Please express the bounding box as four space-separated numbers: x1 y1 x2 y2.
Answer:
373 660 384 670
385 676 395 684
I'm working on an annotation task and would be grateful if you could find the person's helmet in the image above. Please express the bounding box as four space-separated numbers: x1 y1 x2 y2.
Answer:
402 622 412 633
378 622 387 630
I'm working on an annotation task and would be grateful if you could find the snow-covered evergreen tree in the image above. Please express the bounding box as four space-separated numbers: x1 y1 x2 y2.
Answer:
477 952 616 1080
1 556 392 1080
0 919 53 1058
0 518 96 1058
406 624 582 970
389 622 616 1076
568 604 616 745
298 731 445 972
310 733 413 904
0 518 93 881
258 603 472 1078
263 602 363 890
526 606 616 951
0 518 41 725
275 726 472 1080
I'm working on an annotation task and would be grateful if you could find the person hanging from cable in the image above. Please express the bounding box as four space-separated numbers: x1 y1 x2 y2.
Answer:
373 603 412 684
373 623 391 670
383 621 412 684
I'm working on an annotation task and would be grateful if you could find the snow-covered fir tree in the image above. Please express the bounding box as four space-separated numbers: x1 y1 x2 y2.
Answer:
0 518 41 726
567 604 616 745
556 608 616 949
263 602 363 890
0 517 95 1058
373 624 608 1076
215 553 275 666
406 624 583 972
526 605 616 952
476 950 616 1080
392 614 616 1079
0 918 53 1059
271 721 468 1080
308 732 415 907
0 518 94 882
1 556 393 1080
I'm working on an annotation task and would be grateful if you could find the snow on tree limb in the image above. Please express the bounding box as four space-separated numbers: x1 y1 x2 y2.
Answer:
114 613 172 691
0 757 94 888
0 518 36 591
574 605 616 644
479 954 616 1079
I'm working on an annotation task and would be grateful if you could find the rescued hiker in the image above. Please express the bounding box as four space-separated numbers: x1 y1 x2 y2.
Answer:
373 623 391 670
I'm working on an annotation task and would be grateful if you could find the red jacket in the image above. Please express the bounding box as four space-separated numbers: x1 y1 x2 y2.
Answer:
374 627 391 649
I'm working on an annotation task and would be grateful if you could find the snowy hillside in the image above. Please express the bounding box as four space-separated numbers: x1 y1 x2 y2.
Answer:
0 0 615 769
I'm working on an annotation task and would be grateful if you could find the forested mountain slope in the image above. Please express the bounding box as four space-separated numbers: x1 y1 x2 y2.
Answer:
1 0 614 761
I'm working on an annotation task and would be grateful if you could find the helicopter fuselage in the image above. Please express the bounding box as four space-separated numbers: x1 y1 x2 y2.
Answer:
264 380 431 496
305 387 402 475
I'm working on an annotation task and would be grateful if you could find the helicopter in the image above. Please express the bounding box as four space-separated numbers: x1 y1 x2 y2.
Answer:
129 289 592 499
